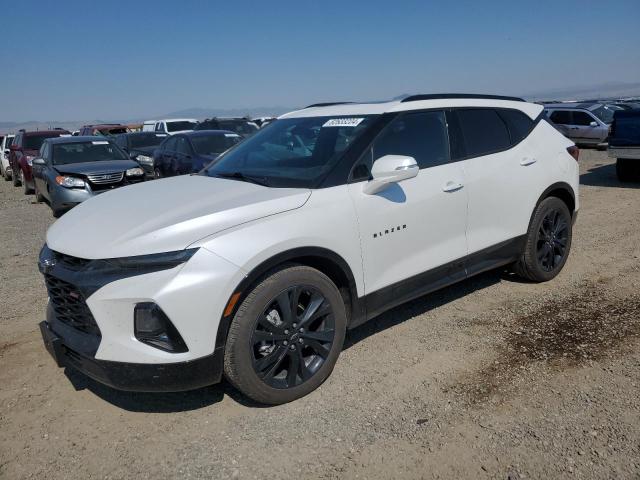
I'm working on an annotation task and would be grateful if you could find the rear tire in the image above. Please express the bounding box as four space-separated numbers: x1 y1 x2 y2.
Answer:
513 197 572 282
616 158 638 182
224 265 347 405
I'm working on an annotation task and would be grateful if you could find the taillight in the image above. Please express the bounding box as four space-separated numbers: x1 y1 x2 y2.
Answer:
567 145 579 162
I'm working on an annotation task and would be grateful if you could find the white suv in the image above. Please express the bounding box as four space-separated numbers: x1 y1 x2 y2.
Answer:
38 94 579 404
1 133 15 180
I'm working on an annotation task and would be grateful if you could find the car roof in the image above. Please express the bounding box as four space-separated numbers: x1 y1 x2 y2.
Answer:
45 135 115 144
156 118 198 122
82 124 125 129
281 95 543 120
21 129 70 136
117 131 168 136
543 102 601 110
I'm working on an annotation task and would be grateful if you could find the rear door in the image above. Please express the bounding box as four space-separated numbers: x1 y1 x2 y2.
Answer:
349 110 468 305
174 136 193 175
158 136 177 175
451 108 541 271
571 110 602 144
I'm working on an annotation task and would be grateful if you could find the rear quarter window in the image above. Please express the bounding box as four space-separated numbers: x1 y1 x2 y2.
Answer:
498 109 535 144
455 108 510 158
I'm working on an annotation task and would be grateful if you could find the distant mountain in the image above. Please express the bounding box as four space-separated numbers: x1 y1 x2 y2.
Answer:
524 81 640 102
3 82 640 133
161 106 295 120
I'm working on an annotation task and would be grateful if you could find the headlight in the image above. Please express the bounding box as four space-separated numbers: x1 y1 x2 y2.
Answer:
126 167 144 176
55 176 86 188
26 155 35 166
135 155 153 165
87 248 198 272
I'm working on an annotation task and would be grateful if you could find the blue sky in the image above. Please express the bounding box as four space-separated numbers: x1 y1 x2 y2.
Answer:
2 0 639 121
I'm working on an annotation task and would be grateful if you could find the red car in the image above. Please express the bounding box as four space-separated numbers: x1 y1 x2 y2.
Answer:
10 129 70 193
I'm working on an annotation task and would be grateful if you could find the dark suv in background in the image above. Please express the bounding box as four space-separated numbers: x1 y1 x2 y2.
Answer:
9 129 70 193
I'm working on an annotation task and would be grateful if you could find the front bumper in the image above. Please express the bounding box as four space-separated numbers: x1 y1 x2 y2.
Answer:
40 320 223 391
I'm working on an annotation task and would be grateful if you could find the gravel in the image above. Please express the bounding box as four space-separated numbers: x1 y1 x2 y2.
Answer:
0 150 639 479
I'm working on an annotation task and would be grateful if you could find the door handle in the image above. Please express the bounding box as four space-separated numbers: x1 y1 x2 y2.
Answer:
520 157 537 166
442 181 464 192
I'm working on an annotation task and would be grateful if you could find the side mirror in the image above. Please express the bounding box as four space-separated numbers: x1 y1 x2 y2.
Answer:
363 155 418 195
32 158 46 166
589 121 598 127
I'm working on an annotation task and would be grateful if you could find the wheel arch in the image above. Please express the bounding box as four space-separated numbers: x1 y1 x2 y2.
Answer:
214 247 363 351
533 182 576 219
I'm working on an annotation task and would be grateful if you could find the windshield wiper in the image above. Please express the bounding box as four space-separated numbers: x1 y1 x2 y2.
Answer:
213 171 270 187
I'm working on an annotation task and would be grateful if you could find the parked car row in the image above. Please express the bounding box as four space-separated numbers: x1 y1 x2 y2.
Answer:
541 99 638 149
0 111 273 216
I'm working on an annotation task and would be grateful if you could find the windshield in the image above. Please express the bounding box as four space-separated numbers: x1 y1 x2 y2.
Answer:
205 115 376 187
591 105 621 124
218 120 259 136
130 133 168 149
192 133 242 156
167 121 197 132
24 133 64 150
52 141 129 165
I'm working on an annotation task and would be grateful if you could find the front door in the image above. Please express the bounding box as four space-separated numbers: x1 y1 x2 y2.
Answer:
348 111 468 312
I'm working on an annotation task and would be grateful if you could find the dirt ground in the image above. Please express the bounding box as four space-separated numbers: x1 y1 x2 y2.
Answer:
1 150 639 479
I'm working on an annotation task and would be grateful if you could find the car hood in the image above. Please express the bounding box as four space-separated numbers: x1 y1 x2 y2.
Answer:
54 160 140 175
46 175 311 259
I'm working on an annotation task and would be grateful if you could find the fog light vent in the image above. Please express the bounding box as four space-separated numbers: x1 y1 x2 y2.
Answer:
134 303 188 353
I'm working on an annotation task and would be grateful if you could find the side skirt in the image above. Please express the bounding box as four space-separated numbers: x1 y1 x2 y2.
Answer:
349 235 526 329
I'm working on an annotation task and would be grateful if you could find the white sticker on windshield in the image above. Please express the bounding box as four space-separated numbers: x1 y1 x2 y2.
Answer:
224 133 241 137
91 141 109 145
322 117 365 128
155 133 168 137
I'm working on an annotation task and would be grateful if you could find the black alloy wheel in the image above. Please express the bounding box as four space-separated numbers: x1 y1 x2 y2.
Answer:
251 285 335 389
535 208 569 272
513 196 572 282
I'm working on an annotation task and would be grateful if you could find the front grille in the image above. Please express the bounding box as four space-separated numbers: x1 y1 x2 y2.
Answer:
86 172 124 185
45 274 101 336
52 250 91 271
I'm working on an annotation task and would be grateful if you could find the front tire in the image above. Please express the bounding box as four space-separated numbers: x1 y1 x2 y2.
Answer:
224 265 347 405
513 197 572 282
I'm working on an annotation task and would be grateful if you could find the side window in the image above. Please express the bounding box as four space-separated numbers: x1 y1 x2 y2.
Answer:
572 111 595 126
155 122 163 132
549 110 571 125
371 111 449 169
456 109 510 157
39 143 47 159
163 137 177 152
176 137 191 155
498 109 535 144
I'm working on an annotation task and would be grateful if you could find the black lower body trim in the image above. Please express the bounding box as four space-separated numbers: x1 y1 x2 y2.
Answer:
40 321 223 392
350 235 526 329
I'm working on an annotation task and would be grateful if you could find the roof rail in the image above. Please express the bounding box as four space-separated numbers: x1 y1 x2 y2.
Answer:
304 102 355 108
401 93 525 103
